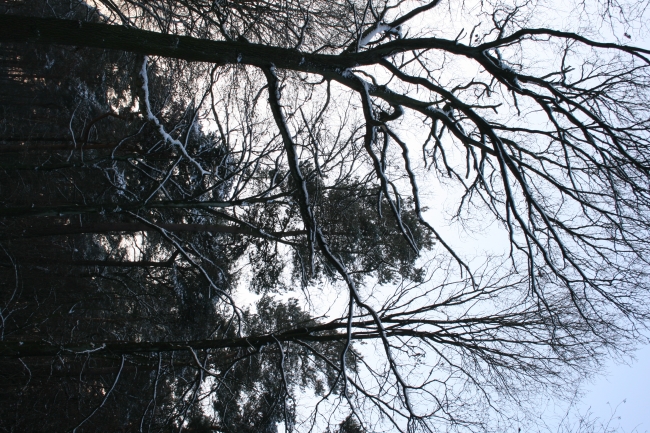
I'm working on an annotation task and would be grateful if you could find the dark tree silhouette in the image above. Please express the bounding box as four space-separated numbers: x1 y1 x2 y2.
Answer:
1 0 650 432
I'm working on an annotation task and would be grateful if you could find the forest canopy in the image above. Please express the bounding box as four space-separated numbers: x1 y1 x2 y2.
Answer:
1 0 650 432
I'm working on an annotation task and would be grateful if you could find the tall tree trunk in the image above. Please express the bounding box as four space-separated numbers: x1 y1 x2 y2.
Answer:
0 221 304 238
0 14 356 73
0 323 354 358
0 251 180 268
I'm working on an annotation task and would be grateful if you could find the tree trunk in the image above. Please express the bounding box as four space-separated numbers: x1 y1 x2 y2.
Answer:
0 324 354 358
0 14 354 73
0 221 304 238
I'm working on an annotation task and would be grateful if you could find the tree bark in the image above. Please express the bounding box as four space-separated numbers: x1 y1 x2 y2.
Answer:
0 191 290 218
0 221 304 239
0 251 180 268
0 15 477 76
0 14 356 72
0 323 354 358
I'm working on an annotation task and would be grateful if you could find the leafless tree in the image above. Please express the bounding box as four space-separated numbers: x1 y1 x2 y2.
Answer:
1 0 650 432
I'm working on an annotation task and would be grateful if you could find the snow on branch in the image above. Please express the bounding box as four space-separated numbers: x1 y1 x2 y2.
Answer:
358 23 402 49
140 56 211 177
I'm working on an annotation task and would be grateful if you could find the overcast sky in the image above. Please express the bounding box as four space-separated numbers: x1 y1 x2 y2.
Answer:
578 343 650 432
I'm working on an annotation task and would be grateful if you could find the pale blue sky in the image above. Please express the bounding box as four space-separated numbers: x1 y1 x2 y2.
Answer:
579 343 650 432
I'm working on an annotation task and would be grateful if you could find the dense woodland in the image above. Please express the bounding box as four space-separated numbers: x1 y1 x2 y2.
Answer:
1 0 650 432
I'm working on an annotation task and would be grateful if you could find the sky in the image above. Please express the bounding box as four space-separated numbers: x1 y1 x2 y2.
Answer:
578 344 650 433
